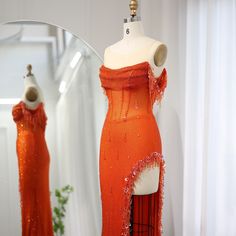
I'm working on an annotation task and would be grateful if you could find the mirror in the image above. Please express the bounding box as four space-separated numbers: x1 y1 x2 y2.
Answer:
0 21 105 235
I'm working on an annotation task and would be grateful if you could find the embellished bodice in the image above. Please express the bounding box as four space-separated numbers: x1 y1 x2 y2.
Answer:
12 101 47 132
12 103 53 236
99 62 167 122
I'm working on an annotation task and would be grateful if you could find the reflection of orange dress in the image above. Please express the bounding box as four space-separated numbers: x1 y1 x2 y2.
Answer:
99 62 167 236
12 102 54 236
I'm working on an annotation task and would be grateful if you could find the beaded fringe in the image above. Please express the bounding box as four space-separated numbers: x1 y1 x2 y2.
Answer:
20 102 47 130
121 152 165 236
148 66 167 105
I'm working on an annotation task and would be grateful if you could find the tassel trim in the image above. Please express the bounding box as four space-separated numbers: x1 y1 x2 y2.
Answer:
148 66 167 105
121 152 165 236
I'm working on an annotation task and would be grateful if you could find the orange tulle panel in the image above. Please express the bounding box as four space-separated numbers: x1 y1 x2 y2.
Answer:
99 62 167 236
12 102 54 236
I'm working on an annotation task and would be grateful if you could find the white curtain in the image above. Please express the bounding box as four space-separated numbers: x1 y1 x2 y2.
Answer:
56 38 104 236
142 0 236 235
183 1 236 235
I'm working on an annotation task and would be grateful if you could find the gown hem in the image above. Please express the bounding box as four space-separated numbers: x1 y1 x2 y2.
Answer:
122 151 165 236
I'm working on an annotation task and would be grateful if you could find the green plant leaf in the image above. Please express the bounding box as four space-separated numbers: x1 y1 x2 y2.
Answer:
51 184 74 235
55 189 61 197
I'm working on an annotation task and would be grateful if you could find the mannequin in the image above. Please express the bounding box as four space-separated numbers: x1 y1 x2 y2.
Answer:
13 64 54 236
104 3 167 195
22 64 44 110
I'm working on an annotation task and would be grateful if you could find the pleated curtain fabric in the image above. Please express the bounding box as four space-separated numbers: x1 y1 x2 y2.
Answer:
183 1 236 235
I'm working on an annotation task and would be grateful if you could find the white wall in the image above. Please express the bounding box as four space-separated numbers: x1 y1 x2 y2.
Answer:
0 107 21 235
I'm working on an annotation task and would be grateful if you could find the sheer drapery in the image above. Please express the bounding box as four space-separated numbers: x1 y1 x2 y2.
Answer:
143 0 236 235
183 1 236 235
56 39 104 236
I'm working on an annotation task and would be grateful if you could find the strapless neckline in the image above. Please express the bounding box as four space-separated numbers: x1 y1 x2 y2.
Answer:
100 61 167 106
20 101 43 112
100 61 150 72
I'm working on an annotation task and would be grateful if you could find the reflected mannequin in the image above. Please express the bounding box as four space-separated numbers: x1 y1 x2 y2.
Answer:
12 65 54 236
22 64 44 110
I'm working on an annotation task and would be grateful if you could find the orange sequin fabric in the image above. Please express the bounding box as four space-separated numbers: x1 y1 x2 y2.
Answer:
99 62 167 236
12 102 54 236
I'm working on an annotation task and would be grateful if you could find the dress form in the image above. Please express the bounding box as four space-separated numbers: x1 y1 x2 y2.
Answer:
13 65 53 236
104 17 167 195
22 65 44 110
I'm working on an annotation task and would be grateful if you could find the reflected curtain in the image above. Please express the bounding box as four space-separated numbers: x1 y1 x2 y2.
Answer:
183 1 236 235
56 52 104 236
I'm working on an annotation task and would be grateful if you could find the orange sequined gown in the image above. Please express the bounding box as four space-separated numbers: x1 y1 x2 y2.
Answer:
99 62 167 236
12 101 54 236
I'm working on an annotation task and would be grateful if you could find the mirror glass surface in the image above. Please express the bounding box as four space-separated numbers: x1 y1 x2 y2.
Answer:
0 21 105 236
